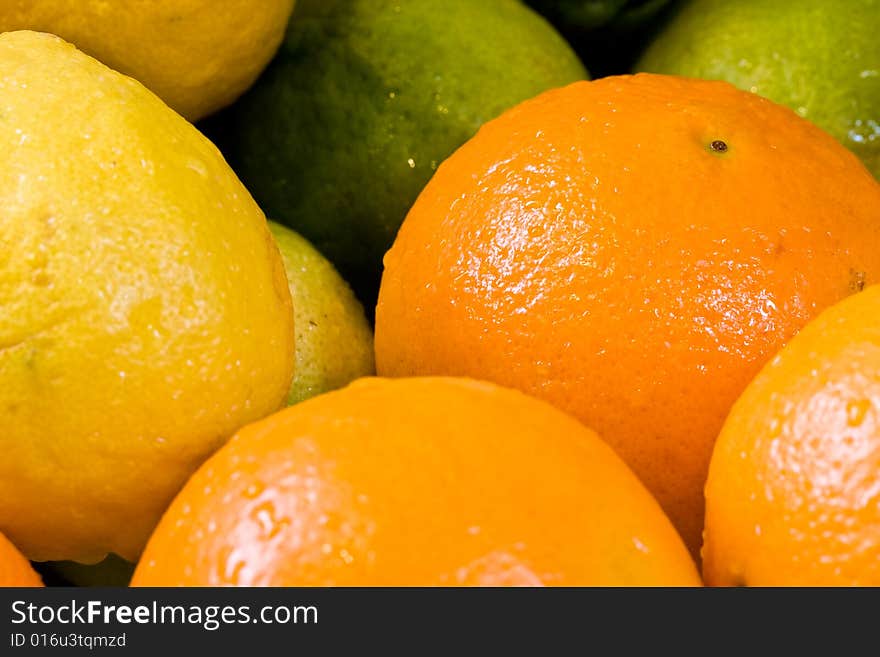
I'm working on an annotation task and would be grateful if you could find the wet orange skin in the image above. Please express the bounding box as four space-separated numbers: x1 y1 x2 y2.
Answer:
375 74 880 555
131 377 700 586
704 285 880 586
0 531 42 587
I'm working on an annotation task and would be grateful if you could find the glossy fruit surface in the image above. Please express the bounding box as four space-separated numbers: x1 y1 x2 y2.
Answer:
704 285 880 586
376 74 880 554
223 0 587 303
0 32 295 563
132 377 699 586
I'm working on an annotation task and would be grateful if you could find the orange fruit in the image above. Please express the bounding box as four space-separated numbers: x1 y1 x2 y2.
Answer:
704 285 880 586
375 74 880 555
0 531 42 587
131 377 699 586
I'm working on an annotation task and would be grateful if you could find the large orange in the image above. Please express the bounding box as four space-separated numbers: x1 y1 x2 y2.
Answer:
704 285 880 586
131 377 699 586
0 531 42 587
375 74 880 554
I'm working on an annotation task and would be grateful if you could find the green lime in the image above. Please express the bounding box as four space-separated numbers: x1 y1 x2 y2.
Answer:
268 221 374 405
637 0 880 178
223 0 587 304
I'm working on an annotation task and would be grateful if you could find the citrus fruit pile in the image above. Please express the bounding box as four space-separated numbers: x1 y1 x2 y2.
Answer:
0 1 877 588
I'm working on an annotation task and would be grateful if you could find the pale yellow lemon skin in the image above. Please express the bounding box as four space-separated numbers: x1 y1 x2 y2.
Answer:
0 0 296 120
267 222 374 405
0 31 295 563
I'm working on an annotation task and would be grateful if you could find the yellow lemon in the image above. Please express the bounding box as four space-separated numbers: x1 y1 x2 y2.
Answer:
0 1 296 120
0 31 295 563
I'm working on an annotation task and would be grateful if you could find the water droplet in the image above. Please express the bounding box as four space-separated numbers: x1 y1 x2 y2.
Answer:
186 159 208 177
632 537 650 554
846 399 871 427
848 119 879 146
251 501 282 538
218 547 246 584
244 482 264 499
